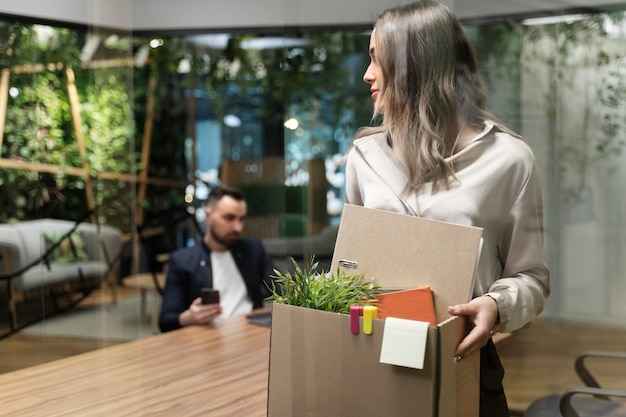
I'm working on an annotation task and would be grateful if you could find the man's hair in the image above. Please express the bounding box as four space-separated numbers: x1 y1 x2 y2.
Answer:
205 184 245 207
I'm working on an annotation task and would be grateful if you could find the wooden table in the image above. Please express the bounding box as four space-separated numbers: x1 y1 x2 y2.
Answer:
0 316 271 416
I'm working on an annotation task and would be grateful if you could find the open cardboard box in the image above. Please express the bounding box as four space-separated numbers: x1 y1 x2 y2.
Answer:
267 204 484 417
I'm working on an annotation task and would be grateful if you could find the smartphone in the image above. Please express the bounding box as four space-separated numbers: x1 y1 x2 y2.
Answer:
201 288 220 305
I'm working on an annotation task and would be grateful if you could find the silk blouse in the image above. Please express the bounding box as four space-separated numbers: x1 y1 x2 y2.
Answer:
344 123 550 333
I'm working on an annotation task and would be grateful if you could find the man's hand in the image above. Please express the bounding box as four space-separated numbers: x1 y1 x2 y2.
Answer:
179 297 222 327
446 295 499 360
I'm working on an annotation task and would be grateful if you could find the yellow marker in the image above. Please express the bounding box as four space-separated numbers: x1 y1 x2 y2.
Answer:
362 306 378 335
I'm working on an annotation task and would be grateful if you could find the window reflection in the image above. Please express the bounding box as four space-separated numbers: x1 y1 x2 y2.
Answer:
1 8 626 352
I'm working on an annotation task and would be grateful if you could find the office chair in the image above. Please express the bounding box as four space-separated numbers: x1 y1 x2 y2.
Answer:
523 350 626 417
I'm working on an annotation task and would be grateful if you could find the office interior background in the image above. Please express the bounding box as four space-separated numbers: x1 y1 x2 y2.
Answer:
1 0 625 377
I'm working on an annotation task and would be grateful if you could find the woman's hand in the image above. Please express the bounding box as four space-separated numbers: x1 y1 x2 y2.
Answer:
447 295 499 360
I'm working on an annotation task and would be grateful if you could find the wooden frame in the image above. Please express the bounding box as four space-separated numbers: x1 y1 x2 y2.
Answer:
0 59 190 278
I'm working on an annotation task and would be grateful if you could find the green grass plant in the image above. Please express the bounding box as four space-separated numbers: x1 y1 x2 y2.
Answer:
266 256 380 314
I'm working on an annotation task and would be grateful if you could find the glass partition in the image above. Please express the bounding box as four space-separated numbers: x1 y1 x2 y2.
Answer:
467 12 626 324
0 21 140 345
1 5 626 378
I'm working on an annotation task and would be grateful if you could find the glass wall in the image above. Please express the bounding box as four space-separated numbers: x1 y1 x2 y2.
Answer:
0 20 138 337
132 30 373 239
1 5 626 361
133 13 626 326
468 12 626 325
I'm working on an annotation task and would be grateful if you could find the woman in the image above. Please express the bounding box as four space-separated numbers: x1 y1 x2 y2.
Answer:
343 1 550 415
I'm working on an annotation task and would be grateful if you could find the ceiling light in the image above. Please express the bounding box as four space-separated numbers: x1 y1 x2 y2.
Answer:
284 118 299 130
149 38 164 48
522 14 585 26
135 45 150 68
240 37 311 50
185 34 230 50
186 35 312 51
80 34 101 62
223 114 242 127
177 58 191 74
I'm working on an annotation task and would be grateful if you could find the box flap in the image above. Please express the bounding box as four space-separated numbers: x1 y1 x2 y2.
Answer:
330 204 483 322
437 317 480 417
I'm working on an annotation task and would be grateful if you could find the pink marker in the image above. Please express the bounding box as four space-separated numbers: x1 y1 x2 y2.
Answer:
350 305 363 334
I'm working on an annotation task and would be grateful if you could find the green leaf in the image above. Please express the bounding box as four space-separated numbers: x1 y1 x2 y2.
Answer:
266 255 380 314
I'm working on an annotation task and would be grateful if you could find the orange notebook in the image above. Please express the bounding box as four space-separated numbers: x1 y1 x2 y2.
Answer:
373 286 437 326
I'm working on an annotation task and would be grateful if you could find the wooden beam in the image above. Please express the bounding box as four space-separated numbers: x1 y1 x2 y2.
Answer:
306 158 327 236
11 62 60 75
0 69 9 152
96 171 185 188
11 58 137 75
0 158 86 177
66 66 96 223
0 158 186 188
80 57 137 70
136 72 157 228
188 73 197 193
132 72 157 275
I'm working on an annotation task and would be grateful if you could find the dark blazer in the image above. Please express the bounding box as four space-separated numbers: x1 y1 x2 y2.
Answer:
159 237 276 332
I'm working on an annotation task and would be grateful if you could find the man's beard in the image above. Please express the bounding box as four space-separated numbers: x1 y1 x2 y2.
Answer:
209 227 239 247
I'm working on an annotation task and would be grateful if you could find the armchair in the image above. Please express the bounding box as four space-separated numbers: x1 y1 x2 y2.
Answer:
523 350 626 417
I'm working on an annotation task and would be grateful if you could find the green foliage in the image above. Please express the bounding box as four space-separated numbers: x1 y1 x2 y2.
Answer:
134 41 188 180
4 72 70 162
0 22 134 229
191 31 367 156
0 23 82 69
518 12 626 194
0 24 365 233
82 70 135 174
470 11 626 210
266 256 380 314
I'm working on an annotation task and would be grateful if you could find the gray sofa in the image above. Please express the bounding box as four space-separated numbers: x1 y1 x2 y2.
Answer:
0 218 123 331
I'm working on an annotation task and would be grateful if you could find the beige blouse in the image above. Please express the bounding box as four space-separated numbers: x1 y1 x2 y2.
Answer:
344 123 550 333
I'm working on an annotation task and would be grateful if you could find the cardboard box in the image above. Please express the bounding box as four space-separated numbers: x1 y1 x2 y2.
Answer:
330 204 483 322
267 204 484 417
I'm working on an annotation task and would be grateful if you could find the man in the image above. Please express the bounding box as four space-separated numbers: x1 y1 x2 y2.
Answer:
159 184 276 332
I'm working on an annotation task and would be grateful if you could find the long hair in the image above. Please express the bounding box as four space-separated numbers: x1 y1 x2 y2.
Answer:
368 0 508 193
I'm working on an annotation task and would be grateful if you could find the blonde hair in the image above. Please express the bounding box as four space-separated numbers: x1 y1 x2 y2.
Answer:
365 0 510 193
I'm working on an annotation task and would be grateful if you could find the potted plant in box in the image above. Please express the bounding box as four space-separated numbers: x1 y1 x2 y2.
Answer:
266 256 380 313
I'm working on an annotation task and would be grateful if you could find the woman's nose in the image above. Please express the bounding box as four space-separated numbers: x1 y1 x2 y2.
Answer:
363 65 373 83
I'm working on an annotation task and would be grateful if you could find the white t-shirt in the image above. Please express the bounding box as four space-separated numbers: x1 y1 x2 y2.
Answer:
210 251 253 320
